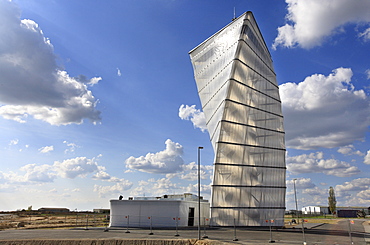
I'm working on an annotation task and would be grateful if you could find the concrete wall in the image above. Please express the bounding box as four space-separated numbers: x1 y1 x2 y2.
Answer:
110 200 210 227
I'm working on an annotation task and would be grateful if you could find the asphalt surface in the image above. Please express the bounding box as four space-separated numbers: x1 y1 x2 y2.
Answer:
0 220 369 244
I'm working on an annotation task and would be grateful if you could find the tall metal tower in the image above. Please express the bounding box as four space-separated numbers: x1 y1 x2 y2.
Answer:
189 12 286 226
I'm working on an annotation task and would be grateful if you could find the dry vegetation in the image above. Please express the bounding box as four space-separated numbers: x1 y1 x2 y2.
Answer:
0 212 109 230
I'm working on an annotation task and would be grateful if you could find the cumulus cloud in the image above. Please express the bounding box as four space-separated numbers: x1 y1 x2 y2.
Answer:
0 0 101 125
181 183 212 195
38 145 54 154
146 178 183 195
0 164 56 184
20 164 56 183
63 141 79 154
335 178 370 193
337 145 364 156
302 186 327 196
286 178 316 189
273 0 370 49
92 166 125 183
75 75 102 87
364 150 370 165
0 155 127 190
53 156 99 179
280 68 370 149
125 139 184 174
287 152 360 177
129 177 181 196
94 181 133 198
179 104 207 132
179 162 212 181
92 170 111 181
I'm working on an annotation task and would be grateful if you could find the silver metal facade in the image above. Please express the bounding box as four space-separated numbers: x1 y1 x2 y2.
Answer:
189 12 286 226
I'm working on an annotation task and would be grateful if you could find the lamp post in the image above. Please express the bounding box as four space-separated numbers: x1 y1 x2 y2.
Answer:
198 146 203 240
293 178 299 224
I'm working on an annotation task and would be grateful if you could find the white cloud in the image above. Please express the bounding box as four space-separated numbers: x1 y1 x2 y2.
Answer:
336 178 370 192
179 162 211 181
9 139 19 146
38 145 54 154
92 166 125 183
94 181 133 198
0 0 101 125
286 178 316 189
63 141 79 154
181 183 211 196
302 186 327 196
88 77 102 86
92 170 111 180
75 75 102 87
337 145 364 156
128 176 208 197
359 28 370 41
117 68 122 77
147 177 180 195
357 189 370 199
287 152 360 177
0 155 123 188
1 164 56 184
366 69 370 80
178 104 207 132
20 163 56 183
273 0 370 49
364 150 370 165
53 156 99 179
280 68 370 149
125 139 184 174
130 186 146 197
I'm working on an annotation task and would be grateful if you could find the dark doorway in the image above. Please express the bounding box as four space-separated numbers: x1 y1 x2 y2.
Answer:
188 207 195 226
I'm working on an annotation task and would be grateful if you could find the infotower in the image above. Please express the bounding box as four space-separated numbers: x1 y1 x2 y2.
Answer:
189 11 286 226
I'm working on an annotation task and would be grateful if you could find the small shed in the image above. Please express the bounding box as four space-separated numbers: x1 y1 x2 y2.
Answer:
110 193 210 228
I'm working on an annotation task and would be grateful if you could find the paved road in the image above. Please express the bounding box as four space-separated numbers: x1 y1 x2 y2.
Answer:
0 220 369 244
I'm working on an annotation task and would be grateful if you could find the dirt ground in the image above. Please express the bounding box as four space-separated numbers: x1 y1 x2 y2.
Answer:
1 213 357 230
0 213 108 230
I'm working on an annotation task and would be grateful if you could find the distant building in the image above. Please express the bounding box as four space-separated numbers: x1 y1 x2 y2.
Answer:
302 206 330 215
38 207 70 214
110 193 210 228
302 206 369 215
337 210 358 218
93 209 110 214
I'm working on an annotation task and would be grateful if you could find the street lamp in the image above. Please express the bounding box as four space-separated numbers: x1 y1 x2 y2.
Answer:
293 178 299 224
197 146 203 240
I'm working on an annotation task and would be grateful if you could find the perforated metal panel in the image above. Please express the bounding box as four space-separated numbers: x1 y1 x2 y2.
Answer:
189 12 286 226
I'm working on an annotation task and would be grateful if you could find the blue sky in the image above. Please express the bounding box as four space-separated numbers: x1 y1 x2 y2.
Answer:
0 0 369 211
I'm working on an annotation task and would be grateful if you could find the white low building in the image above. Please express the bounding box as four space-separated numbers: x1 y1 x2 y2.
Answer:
110 193 210 228
302 206 330 215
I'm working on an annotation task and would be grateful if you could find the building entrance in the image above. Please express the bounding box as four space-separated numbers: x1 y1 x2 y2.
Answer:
188 207 195 226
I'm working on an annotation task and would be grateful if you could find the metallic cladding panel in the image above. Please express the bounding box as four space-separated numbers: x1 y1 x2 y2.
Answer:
189 12 286 226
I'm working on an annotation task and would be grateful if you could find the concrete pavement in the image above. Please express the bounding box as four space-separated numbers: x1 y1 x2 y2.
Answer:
0 220 369 245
